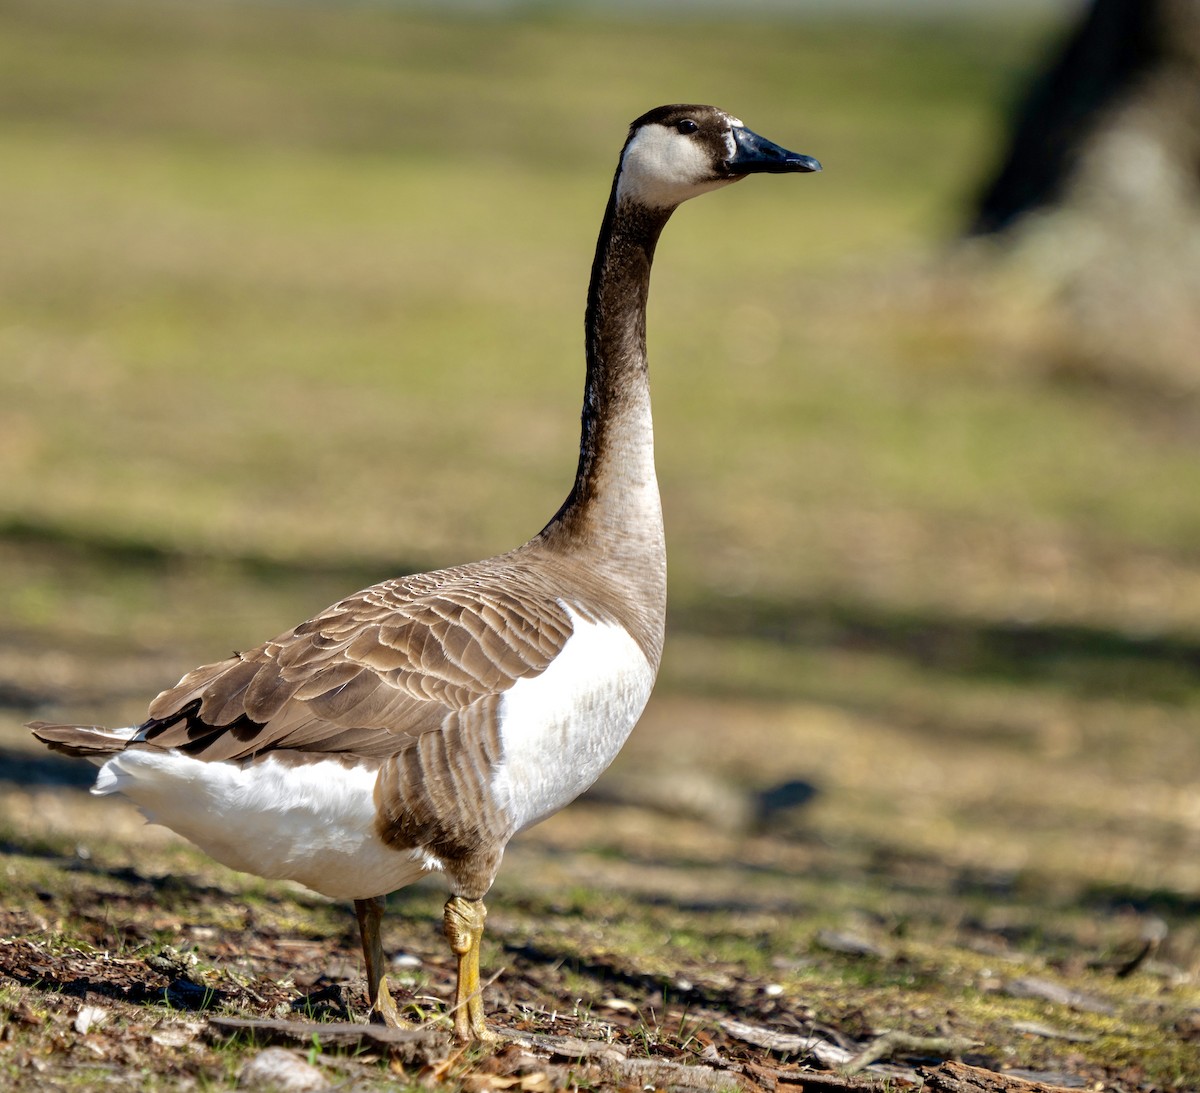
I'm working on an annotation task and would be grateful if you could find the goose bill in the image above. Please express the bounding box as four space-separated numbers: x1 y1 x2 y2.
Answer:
726 126 821 176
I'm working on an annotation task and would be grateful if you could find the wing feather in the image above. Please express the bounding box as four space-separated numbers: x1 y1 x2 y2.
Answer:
200 659 262 726
133 555 577 763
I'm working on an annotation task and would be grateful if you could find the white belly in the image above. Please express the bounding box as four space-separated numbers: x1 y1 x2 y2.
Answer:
491 609 657 833
90 611 656 896
93 750 430 900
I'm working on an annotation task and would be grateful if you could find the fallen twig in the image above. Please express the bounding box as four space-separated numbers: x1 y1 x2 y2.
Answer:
207 1015 439 1063
1010 1020 1095 1044
505 1031 627 1062
1002 976 1113 1015
719 1017 824 1056
719 1018 916 1080
919 1060 1088 1092
842 1030 980 1074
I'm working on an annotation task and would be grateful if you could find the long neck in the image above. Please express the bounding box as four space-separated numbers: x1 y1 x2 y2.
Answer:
536 187 673 652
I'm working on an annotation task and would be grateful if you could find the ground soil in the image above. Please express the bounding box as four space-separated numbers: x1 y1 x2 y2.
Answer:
2 552 1198 1093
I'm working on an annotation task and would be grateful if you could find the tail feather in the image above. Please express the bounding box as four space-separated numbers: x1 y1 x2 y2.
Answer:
28 721 139 758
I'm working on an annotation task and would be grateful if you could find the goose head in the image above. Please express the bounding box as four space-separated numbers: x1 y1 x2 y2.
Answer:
615 103 820 211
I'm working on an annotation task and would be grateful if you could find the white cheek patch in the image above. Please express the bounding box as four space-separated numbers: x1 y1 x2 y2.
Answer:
616 124 730 209
721 113 742 162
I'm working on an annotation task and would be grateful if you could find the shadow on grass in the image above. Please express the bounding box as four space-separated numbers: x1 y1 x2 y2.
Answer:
1079 881 1200 919
0 748 97 791
518 834 1200 940
0 824 344 919
671 595 1200 704
0 515 404 591
0 933 228 1010
8 520 1199 707
0 745 96 790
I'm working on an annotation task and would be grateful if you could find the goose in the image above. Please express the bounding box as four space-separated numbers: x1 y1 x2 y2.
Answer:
30 104 820 1043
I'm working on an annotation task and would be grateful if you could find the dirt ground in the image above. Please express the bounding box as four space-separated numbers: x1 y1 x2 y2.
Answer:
2 556 1198 1092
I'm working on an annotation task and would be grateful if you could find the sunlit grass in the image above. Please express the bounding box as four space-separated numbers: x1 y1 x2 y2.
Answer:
0 0 1083 583
6 1 1200 625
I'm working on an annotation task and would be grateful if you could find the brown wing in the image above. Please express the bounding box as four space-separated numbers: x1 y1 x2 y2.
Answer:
137 559 576 762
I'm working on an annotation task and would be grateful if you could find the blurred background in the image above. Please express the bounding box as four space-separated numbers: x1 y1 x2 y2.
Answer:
2 0 1200 1061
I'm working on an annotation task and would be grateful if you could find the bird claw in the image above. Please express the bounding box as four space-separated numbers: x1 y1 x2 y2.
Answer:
470 1023 506 1045
371 974 412 1028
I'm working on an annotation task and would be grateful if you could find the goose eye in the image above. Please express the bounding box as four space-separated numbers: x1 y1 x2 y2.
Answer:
676 119 699 135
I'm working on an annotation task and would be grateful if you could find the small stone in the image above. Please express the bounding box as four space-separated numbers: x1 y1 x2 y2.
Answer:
814 928 888 958
239 1047 329 1091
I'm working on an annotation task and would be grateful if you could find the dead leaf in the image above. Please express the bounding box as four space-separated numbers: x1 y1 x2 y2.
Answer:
73 1004 108 1035
599 997 639 1013
463 1076 522 1091
149 1024 202 1049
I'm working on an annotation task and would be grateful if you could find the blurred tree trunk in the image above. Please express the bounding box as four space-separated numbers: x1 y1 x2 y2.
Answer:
967 0 1200 386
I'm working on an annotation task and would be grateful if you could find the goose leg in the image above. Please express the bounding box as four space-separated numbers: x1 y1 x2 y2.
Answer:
354 896 408 1027
443 895 502 1043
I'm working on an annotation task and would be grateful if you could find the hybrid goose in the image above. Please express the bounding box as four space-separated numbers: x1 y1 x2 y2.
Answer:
30 104 820 1042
